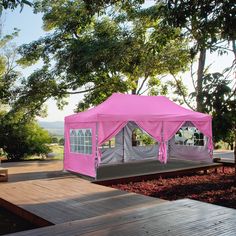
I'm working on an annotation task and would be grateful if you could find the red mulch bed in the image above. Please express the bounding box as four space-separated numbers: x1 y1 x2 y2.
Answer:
110 167 236 209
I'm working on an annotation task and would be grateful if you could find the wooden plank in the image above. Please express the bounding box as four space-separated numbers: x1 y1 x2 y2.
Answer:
95 163 222 185
0 198 53 227
0 169 165 224
7 199 236 236
214 158 235 166
96 158 222 181
1 161 235 236
0 167 8 182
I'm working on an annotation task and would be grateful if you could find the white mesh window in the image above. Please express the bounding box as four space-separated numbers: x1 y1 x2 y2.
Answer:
70 129 92 155
175 127 204 146
102 137 116 149
132 128 156 146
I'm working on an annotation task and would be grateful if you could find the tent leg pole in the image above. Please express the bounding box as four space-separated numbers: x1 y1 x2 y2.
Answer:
95 122 98 180
123 127 125 163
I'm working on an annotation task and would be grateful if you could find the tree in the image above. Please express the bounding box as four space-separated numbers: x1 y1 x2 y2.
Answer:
158 0 236 111
51 136 58 143
158 0 236 171
0 30 20 107
0 30 52 160
59 138 64 146
200 71 236 172
200 72 235 144
0 0 32 13
0 113 51 160
18 0 190 110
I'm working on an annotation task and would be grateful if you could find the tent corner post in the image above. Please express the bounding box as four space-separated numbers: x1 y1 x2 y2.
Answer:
95 122 99 179
122 127 125 163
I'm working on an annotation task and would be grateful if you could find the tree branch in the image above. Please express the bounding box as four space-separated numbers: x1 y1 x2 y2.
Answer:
224 82 236 105
136 74 149 95
171 73 195 111
65 87 96 94
190 59 197 90
232 40 236 61
139 87 149 95
216 46 234 52
63 83 103 95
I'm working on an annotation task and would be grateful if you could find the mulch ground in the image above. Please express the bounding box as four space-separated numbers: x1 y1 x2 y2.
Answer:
110 167 236 209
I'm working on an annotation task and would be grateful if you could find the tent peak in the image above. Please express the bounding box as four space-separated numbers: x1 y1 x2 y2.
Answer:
65 92 211 123
112 93 166 98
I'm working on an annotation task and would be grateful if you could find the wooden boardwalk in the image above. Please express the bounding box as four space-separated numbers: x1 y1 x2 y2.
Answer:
96 158 222 183
7 199 236 236
1 160 235 236
0 161 164 226
214 158 235 166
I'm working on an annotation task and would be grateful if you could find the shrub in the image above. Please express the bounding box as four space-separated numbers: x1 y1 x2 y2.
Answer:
0 120 52 160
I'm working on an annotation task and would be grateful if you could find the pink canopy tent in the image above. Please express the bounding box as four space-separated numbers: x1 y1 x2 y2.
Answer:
64 93 213 178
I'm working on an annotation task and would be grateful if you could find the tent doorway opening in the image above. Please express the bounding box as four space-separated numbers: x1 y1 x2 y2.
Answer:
99 121 210 166
100 122 158 165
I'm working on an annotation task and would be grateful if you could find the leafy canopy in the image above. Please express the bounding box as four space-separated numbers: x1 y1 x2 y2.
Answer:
18 0 190 110
0 30 52 160
0 0 32 13
200 72 235 144
0 113 51 160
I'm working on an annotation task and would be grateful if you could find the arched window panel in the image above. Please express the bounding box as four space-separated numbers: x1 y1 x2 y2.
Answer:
78 130 83 136
175 126 205 146
132 128 157 147
69 128 92 155
70 129 76 152
85 129 92 137
85 129 92 147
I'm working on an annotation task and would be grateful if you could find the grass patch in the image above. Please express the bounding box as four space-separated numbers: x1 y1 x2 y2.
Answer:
22 144 64 161
48 144 64 160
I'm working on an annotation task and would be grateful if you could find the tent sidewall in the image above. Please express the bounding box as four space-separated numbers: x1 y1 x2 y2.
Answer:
64 122 97 178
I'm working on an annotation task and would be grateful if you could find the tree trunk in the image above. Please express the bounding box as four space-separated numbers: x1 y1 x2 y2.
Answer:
232 40 236 60
230 143 233 150
131 80 139 94
196 48 206 112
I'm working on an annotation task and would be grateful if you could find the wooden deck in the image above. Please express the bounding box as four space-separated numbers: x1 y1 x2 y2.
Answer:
0 167 8 182
96 158 222 182
214 157 235 166
1 160 235 236
7 199 236 236
0 160 165 226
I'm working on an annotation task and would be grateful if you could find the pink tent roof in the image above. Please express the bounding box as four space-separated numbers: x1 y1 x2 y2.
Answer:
65 93 211 122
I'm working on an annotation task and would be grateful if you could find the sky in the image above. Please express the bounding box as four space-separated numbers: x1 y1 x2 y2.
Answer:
3 3 234 122
3 5 81 122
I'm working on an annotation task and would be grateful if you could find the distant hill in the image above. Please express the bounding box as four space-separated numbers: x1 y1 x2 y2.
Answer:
38 121 64 136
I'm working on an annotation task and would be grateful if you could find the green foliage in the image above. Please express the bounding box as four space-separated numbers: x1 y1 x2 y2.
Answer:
51 136 58 143
159 0 235 112
0 0 32 13
132 128 156 146
10 66 63 120
160 0 236 49
199 72 235 144
0 114 51 160
18 0 190 110
156 0 236 148
59 138 64 146
0 30 52 160
0 30 20 107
